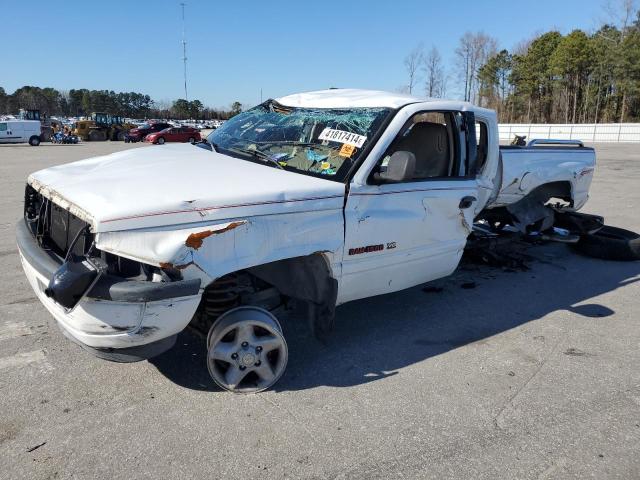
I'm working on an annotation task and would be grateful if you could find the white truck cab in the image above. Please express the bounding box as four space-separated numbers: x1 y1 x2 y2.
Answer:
16 89 596 393
0 120 42 146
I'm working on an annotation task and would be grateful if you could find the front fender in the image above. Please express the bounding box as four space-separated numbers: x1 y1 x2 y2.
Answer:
95 210 344 284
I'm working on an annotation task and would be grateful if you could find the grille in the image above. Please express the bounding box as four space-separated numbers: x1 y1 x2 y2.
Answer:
24 184 93 258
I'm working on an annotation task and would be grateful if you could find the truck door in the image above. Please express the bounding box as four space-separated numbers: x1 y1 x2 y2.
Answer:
340 110 480 304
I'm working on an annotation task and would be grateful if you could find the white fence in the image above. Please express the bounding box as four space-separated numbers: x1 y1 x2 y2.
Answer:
498 123 640 143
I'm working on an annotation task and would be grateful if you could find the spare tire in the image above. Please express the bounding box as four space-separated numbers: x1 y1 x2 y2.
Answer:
573 225 640 261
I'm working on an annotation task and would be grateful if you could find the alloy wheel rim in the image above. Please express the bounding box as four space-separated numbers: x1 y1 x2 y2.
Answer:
207 309 287 393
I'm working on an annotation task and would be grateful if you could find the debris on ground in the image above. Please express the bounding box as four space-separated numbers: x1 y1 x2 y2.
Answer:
26 442 46 453
462 227 535 272
564 347 592 357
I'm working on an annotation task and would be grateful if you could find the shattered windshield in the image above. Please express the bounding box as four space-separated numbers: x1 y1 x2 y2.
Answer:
206 101 391 182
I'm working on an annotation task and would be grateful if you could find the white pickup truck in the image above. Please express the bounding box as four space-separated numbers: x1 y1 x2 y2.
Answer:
17 89 603 393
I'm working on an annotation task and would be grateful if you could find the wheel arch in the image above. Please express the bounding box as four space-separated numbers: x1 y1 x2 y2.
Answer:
527 180 573 205
245 252 338 306
479 180 575 233
198 252 339 338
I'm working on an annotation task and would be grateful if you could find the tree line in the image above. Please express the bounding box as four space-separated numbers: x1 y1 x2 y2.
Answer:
404 2 640 123
0 85 243 120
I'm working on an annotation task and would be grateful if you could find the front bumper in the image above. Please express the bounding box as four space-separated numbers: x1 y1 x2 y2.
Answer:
16 220 202 361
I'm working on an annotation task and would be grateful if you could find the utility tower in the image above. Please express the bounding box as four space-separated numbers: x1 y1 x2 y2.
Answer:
180 2 188 101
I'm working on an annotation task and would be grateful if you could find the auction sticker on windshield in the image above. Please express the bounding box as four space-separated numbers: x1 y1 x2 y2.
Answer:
339 143 356 157
319 128 367 148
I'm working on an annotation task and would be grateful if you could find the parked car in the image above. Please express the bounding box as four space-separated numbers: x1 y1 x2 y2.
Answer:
0 120 42 146
20 88 631 395
145 126 201 144
125 122 172 143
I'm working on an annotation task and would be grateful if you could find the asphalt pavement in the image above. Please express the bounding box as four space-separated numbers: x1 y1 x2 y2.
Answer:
0 141 638 479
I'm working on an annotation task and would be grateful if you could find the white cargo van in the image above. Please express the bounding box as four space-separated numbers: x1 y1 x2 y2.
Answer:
0 120 42 146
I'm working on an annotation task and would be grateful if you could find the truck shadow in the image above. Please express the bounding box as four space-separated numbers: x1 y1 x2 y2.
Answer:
149 242 640 392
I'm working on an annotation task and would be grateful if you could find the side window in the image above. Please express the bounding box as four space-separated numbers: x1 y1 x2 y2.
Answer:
375 111 467 182
0 123 7 132
476 120 488 172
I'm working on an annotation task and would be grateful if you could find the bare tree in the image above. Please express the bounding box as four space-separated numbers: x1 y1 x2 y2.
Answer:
472 33 497 102
422 46 446 98
512 35 536 56
456 32 474 101
455 32 497 102
404 44 424 95
155 99 173 119
604 0 638 38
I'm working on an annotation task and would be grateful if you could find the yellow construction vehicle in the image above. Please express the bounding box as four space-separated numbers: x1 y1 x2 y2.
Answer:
73 113 132 141
73 113 109 141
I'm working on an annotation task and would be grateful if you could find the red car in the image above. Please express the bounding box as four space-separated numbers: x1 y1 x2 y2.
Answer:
125 122 172 142
145 127 201 145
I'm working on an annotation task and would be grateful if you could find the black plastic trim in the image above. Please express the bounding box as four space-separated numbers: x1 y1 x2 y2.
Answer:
16 219 61 278
89 276 201 302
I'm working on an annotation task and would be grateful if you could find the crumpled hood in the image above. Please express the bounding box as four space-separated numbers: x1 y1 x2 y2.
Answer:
28 144 345 232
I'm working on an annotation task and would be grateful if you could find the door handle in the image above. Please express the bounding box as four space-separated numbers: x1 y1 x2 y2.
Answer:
459 196 476 209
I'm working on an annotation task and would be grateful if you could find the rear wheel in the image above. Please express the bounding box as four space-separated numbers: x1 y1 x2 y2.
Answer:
116 131 125 141
207 306 288 393
28 135 40 146
188 137 195 144
157 137 165 145
573 225 640 261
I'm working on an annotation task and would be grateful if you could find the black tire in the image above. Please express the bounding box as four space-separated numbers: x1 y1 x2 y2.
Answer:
188 137 195 144
157 137 165 145
116 131 125 141
29 135 41 146
573 225 640 261
88 130 104 141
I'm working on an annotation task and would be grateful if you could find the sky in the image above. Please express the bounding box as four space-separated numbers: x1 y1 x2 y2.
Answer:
3 0 614 109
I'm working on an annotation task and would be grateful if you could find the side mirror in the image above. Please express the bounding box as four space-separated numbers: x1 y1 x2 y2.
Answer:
376 151 416 183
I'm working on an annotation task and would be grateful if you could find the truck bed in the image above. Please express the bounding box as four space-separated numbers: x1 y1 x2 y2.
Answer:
490 141 596 210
